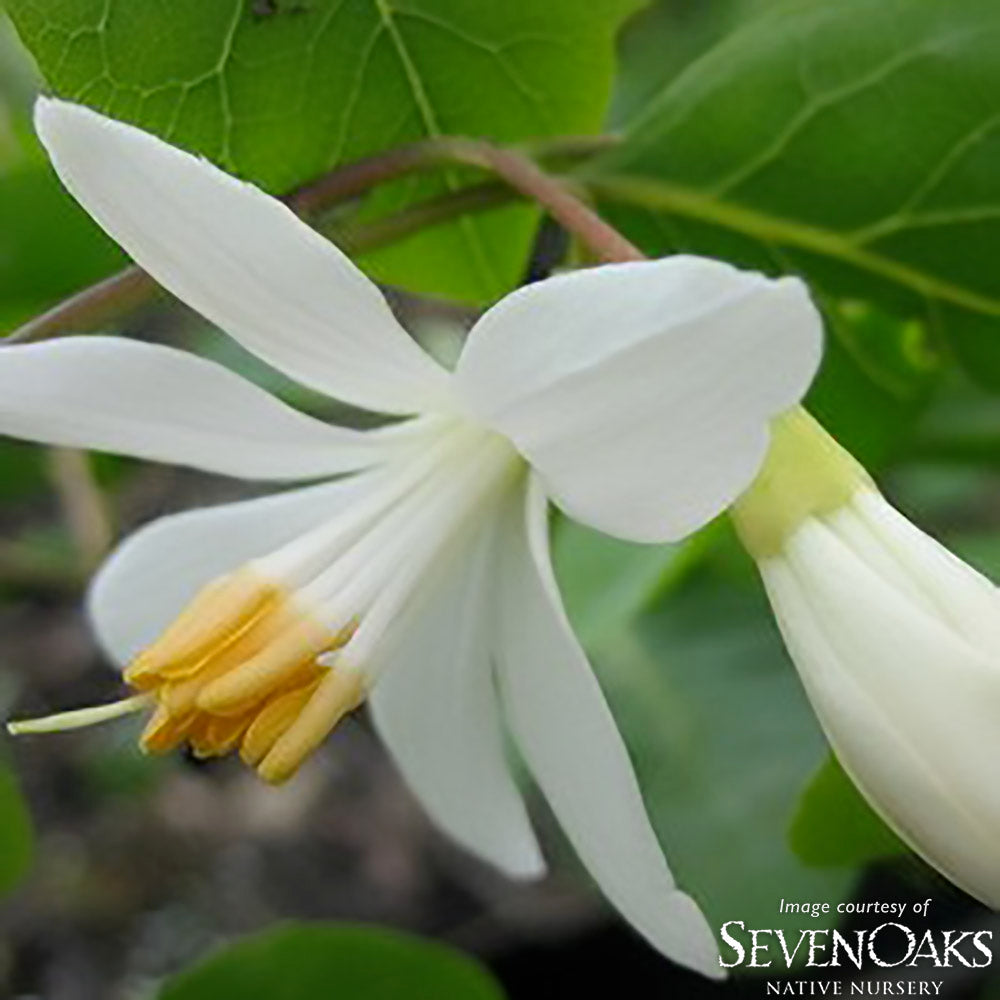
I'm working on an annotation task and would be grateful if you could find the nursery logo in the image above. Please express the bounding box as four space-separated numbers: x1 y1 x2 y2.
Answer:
718 899 993 996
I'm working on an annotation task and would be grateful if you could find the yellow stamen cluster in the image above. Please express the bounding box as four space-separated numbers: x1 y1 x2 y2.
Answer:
124 568 363 783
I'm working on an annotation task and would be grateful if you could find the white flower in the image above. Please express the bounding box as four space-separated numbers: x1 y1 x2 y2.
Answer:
2 98 823 976
733 409 1000 907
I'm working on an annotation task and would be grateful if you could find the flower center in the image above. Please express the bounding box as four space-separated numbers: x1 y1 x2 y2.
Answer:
8 421 523 784
123 566 361 783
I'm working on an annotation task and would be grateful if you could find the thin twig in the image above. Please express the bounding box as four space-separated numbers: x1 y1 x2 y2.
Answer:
336 181 515 255
46 447 114 570
285 132 617 216
2 134 624 345
6 267 159 345
433 137 644 264
4 181 518 346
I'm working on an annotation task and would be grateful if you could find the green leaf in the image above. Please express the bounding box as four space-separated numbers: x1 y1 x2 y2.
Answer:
591 0 1000 389
7 0 637 304
950 531 1000 578
553 520 709 648
609 0 777 129
901 377 1000 473
789 755 906 868
805 300 940 469
0 121 126 331
157 923 506 1000
0 760 34 895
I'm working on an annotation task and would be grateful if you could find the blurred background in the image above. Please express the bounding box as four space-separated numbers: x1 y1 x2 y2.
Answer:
1 1 1000 997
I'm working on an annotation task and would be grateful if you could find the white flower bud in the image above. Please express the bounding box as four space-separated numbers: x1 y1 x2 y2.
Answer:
735 408 1000 905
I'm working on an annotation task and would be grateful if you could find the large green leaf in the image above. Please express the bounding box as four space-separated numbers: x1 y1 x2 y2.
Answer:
789 755 906 868
553 520 711 648
6 0 637 304
591 0 1000 388
609 0 778 128
156 923 505 1000
804 301 940 468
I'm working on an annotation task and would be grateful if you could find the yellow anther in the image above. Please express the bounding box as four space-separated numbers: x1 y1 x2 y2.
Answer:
9 565 366 782
195 618 339 716
125 569 279 686
140 705 195 755
155 607 295 717
124 567 354 768
189 713 253 759
239 680 321 767
257 666 366 785
158 668 225 719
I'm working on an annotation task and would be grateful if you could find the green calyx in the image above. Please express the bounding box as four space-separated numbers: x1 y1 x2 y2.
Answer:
731 408 873 559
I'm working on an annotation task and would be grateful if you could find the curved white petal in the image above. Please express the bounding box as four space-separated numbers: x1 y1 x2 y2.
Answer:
492 476 721 977
90 474 381 665
848 490 1000 650
764 514 1000 906
369 498 545 879
0 337 416 479
35 98 450 416
455 256 822 542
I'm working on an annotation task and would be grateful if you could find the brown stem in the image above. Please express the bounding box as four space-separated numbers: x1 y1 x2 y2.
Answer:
6 268 160 345
4 182 518 346
292 132 641 261
336 181 515 254
433 138 644 264
47 447 114 570
3 133 629 345
286 132 617 216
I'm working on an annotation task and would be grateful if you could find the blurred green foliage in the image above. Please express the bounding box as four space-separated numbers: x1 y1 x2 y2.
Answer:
789 755 906 868
156 923 507 1000
0 761 33 895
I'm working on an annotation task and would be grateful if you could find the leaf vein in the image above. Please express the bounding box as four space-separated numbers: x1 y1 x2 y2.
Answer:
371 0 500 294
711 45 946 198
591 173 1000 317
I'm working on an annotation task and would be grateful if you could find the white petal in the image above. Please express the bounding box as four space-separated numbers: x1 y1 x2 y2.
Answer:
492 475 721 977
369 499 544 879
0 337 420 479
848 489 1000 649
764 519 1000 906
455 256 822 542
90 475 381 665
35 98 450 416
